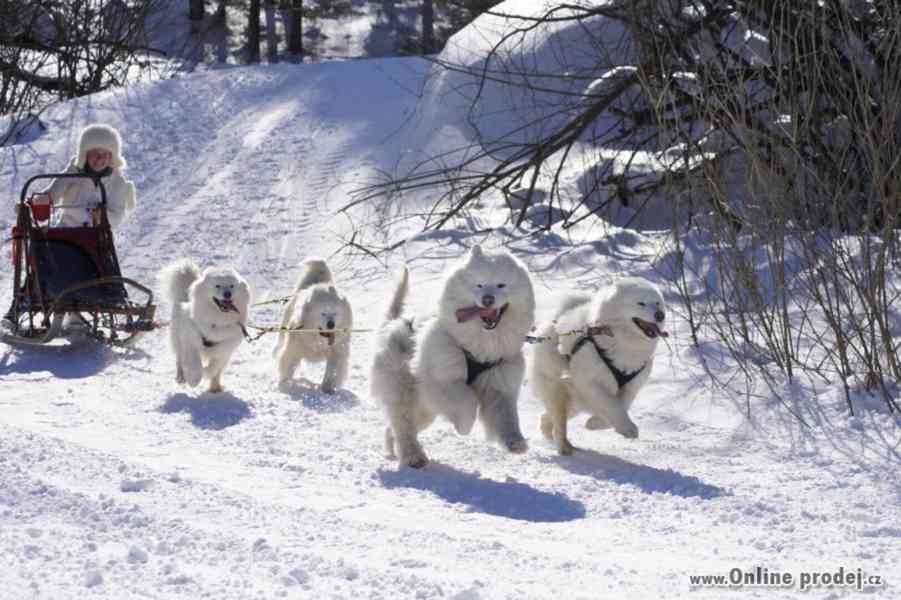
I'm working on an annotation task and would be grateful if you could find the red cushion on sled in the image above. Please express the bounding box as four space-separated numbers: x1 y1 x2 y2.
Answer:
28 193 52 223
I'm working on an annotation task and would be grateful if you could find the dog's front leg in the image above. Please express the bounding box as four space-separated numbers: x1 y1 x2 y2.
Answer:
574 377 638 439
204 357 228 393
180 345 203 388
603 396 639 439
606 371 649 438
479 387 529 454
321 340 349 394
384 426 396 459
547 394 575 455
276 340 303 385
584 414 611 430
478 357 528 453
204 344 238 393
420 379 479 436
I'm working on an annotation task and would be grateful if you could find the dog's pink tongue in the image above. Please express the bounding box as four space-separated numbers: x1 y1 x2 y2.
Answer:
215 298 238 313
456 306 498 323
651 323 670 338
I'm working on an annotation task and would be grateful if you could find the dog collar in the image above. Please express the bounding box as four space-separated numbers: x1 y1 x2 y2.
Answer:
462 349 502 386
567 334 644 388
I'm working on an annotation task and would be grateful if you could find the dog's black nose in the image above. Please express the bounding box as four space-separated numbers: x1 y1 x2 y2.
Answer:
223 290 232 300
326 319 335 330
482 294 495 308
655 310 665 323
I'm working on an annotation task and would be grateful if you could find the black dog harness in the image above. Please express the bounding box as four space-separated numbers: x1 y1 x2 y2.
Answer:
566 334 644 388
463 349 503 385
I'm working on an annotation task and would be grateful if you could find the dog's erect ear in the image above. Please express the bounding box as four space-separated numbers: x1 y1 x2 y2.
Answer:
341 296 353 328
187 273 207 304
468 244 483 262
240 278 252 303
233 276 252 317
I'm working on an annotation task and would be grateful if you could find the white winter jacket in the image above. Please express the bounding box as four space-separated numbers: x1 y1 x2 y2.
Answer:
43 159 136 229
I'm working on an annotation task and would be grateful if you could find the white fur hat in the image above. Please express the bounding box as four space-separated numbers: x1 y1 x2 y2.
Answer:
76 123 125 170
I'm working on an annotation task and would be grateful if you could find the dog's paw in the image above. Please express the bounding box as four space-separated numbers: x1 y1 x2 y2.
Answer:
585 415 611 430
402 450 428 469
450 403 478 436
557 438 576 456
175 368 186 385
615 420 639 439
320 383 337 395
506 436 529 454
207 383 224 394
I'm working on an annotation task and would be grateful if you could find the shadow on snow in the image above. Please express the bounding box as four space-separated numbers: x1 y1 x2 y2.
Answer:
378 461 587 523
0 339 111 379
547 449 728 499
158 392 252 430
278 378 360 412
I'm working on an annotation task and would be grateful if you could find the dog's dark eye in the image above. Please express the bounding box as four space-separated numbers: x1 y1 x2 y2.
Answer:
498 284 506 288
477 284 483 288
637 302 646 307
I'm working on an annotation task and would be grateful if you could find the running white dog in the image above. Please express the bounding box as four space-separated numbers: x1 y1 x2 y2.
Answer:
159 260 251 394
531 277 668 455
273 258 352 393
370 245 535 468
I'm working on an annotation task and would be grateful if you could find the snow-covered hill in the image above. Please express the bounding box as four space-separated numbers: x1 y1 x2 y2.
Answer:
1 13 899 600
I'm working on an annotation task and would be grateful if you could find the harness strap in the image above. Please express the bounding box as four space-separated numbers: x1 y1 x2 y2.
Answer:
566 335 644 388
462 349 502 386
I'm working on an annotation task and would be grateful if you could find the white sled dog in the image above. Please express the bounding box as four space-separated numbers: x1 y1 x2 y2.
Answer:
531 277 668 455
370 245 535 468
273 258 352 393
159 260 251 393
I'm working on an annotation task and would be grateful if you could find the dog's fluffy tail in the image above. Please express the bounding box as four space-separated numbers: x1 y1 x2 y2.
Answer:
555 291 592 320
159 259 201 305
383 265 409 324
295 257 333 291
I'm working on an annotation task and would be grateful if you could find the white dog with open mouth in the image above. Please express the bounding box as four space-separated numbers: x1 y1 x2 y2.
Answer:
531 277 668 455
159 260 251 394
273 258 352 393
370 245 535 468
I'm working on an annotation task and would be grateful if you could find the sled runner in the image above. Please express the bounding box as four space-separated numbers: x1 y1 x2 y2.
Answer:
2 173 156 346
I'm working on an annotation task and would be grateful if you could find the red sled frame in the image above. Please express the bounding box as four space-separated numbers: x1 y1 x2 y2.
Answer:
3 172 156 346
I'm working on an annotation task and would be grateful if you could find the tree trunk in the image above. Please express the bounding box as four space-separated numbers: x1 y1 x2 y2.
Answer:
265 0 278 62
421 0 434 54
189 0 204 20
287 0 303 57
248 0 261 63
189 0 204 33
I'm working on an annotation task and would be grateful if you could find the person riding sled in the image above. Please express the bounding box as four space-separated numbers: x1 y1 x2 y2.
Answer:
41 123 137 229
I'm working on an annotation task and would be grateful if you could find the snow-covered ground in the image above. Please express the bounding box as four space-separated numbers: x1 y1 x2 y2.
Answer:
1 7 899 600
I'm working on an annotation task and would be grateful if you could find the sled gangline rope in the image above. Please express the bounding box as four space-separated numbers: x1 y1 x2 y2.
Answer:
152 319 613 344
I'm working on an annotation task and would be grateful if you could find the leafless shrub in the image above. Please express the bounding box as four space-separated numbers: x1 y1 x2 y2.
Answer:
639 0 901 413
0 0 169 144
